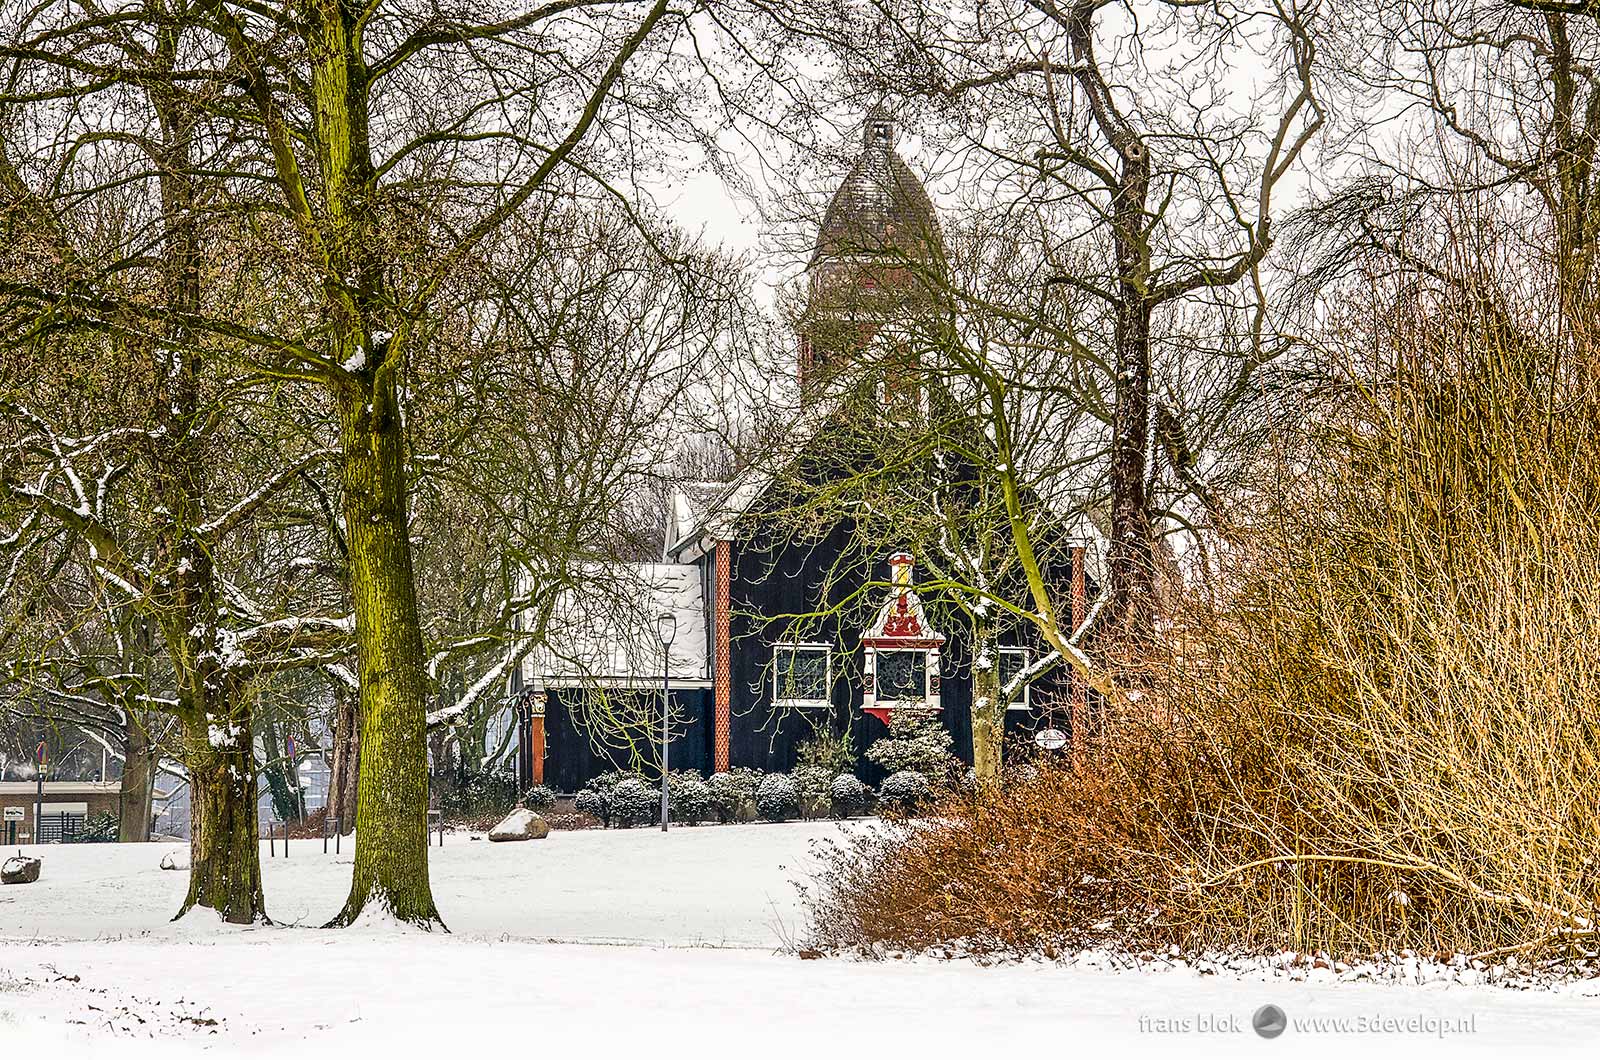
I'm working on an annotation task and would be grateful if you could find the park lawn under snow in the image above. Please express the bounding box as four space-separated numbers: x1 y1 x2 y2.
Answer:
1 822 1598 1058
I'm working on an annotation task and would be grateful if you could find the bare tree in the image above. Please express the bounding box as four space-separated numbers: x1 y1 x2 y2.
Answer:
764 0 1325 658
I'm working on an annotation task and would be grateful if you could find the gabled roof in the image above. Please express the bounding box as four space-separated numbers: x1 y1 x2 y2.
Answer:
523 563 709 687
666 393 843 563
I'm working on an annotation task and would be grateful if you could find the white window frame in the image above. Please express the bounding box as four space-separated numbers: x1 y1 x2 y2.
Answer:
772 642 832 708
999 647 1031 711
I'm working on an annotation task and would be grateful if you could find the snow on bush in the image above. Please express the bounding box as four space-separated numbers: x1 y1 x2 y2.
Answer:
791 765 834 819
587 770 632 794
707 768 762 823
878 770 931 813
865 709 955 779
573 787 610 825
829 773 872 818
610 777 657 828
666 771 713 824
521 785 557 813
754 773 801 822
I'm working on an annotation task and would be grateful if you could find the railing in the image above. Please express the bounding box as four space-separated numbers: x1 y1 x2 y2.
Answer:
36 812 85 844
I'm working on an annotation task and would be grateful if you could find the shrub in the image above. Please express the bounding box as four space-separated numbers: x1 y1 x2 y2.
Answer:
610 777 657 828
755 773 801 822
521 785 557 813
803 309 1600 963
792 765 835 819
436 762 519 819
829 773 872 818
865 709 954 779
795 730 856 774
573 787 610 825
65 811 119 844
877 770 931 814
667 770 713 825
801 755 1151 955
588 770 633 794
707 767 762 823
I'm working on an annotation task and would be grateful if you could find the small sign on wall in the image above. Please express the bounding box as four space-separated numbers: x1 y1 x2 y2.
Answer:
3 806 24 821
1034 728 1068 751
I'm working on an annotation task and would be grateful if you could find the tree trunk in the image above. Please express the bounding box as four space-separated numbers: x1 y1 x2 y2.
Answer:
327 680 360 834
1105 293 1156 655
326 385 442 929
176 715 268 924
118 716 156 843
256 709 301 823
970 623 1004 786
1068 5 1159 660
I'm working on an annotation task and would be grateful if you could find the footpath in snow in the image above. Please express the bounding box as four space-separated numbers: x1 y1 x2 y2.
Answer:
1 821 1598 1057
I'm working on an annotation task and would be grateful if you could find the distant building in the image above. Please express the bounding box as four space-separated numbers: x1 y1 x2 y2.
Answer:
0 780 122 844
511 109 1101 792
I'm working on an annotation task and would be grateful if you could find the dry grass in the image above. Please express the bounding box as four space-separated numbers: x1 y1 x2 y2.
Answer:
803 293 1600 963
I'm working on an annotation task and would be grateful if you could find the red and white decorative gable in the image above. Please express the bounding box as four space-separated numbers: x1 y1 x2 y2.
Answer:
861 553 945 722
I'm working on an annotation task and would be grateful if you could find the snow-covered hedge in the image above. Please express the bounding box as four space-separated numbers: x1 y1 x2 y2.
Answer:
708 768 763 823
573 766 931 826
667 771 713 824
878 770 932 813
792 765 835 819
574 787 610 824
829 773 872 818
755 773 801 822
521 785 557 813
610 777 657 828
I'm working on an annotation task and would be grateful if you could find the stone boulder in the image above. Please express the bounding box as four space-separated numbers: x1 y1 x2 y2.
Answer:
160 849 190 871
2 854 41 884
488 808 550 842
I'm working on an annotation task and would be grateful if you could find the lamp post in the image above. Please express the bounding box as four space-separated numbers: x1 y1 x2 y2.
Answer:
655 609 677 832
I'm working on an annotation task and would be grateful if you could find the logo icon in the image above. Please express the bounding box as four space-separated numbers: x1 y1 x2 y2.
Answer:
1252 1004 1287 1039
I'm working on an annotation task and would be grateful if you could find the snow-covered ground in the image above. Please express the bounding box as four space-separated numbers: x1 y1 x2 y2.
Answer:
2 822 1598 1057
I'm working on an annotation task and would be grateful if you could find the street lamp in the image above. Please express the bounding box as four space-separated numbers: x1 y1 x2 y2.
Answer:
655 609 678 832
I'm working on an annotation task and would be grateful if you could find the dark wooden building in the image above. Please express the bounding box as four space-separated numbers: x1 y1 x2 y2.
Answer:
513 109 1100 791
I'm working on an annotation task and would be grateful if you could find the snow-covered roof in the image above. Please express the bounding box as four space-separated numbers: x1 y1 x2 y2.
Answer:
667 396 844 563
0 781 121 796
523 563 709 687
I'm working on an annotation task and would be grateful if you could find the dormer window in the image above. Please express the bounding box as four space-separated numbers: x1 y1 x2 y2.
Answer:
863 107 897 150
860 553 945 722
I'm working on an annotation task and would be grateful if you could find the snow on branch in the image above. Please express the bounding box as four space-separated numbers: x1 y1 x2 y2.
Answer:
195 448 334 541
426 640 528 728
1002 648 1061 703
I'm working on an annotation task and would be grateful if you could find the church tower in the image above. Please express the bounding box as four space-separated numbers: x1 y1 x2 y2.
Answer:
799 105 944 396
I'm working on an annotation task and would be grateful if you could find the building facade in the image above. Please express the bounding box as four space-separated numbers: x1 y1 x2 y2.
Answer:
513 109 1098 792
0 781 123 844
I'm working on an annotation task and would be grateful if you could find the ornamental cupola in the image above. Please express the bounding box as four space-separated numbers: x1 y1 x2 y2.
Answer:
799 105 945 397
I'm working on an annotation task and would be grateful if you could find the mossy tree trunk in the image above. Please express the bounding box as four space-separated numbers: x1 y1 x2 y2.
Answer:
176 711 267 924
970 622 1004 786
325 382 441 928
327 680 360 835
118 718 156 843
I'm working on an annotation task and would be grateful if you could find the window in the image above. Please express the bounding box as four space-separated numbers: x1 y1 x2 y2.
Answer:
875 649 929 704
774 644 831 706
999 647 1030 709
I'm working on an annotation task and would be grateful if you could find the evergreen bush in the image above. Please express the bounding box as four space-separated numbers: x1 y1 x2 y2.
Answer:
755 773 801 822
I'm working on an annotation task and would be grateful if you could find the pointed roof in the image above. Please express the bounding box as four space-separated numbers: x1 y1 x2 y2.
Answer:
810 106 942 268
